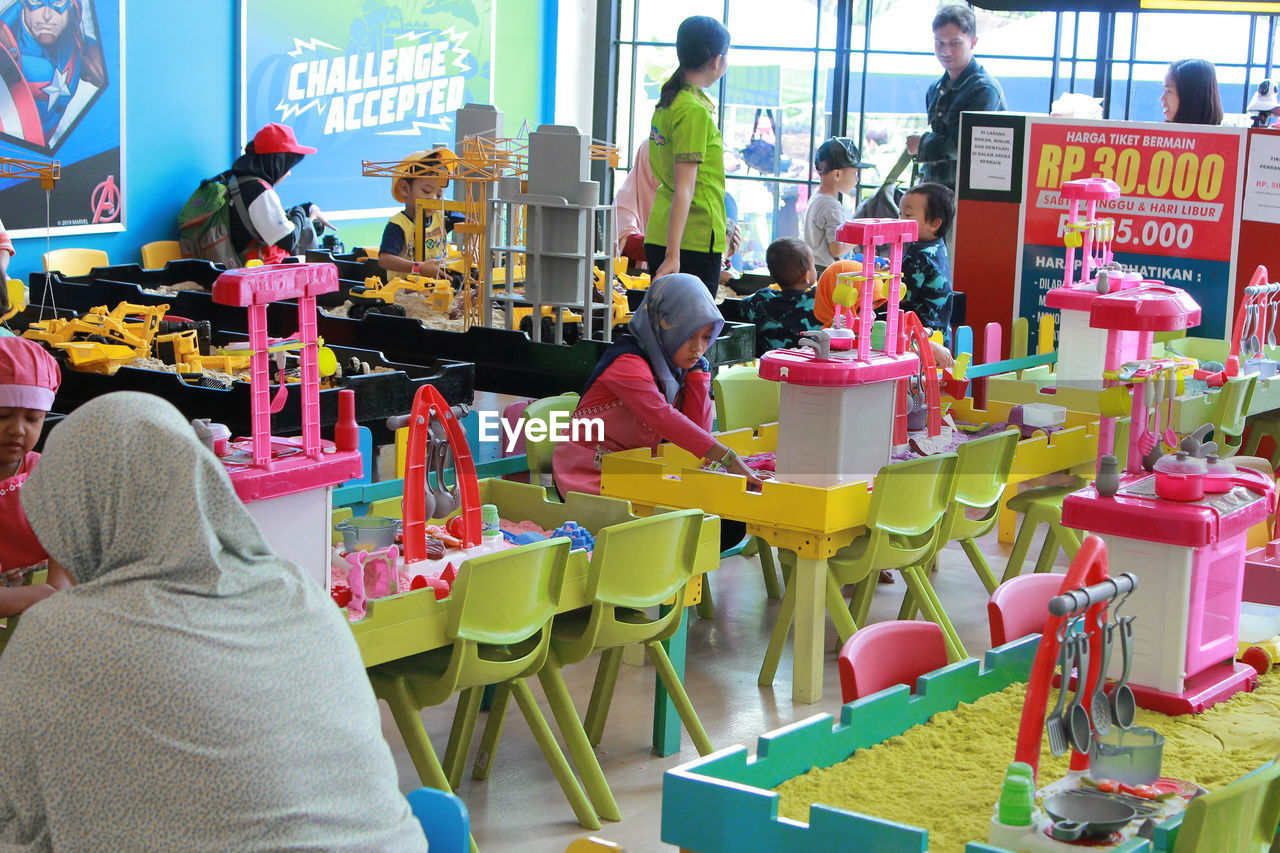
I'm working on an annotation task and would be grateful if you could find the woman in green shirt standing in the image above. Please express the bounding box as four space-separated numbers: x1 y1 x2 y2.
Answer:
644 16 731 299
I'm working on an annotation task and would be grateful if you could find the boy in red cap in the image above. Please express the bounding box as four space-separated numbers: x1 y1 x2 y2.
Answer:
0 337 70 614
226 122 333 265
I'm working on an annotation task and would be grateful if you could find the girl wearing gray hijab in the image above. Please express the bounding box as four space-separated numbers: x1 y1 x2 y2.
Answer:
552 273 762 497
1 392 425 852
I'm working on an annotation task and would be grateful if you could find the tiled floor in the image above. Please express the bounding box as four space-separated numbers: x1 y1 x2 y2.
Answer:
377 523 1066 852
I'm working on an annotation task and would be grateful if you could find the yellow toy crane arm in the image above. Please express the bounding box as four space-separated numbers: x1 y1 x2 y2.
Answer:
0 157 59 191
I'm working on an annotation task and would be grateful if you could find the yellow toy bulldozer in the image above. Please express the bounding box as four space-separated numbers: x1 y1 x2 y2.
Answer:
23 302 170 374
346 272 458 319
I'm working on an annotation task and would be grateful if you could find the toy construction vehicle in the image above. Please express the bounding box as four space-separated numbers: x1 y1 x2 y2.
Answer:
610 257 650 291
1 279 24 325
346 271 460 319
22 301 254 380
511 304 586 343
24 302 171 374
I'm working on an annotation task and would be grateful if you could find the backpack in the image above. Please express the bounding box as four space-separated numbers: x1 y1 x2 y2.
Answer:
177 174 254 267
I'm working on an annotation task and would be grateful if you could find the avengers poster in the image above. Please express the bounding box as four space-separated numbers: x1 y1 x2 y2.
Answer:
0 0 122 236
240 0 493 219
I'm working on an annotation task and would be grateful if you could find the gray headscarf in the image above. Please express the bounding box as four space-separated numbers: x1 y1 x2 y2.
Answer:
1 392 425 852
628 273 724 403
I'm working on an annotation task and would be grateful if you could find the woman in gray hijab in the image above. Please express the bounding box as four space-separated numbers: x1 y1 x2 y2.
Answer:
1 392 426 851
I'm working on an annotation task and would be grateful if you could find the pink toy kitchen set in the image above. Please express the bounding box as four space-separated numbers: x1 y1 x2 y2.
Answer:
758 218 942 486
1043 180 1276 714
203 263 363 589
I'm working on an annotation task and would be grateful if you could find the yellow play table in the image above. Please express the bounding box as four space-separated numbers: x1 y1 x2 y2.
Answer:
600 400 1101 705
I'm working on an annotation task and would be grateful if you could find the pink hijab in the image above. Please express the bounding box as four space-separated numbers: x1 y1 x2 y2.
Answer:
614 141 659 253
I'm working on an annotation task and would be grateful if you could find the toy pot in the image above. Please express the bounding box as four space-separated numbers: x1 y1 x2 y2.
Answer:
1089 726 1165 786
1152 451 1206 501
335 516 402 553
1203 455 1235 494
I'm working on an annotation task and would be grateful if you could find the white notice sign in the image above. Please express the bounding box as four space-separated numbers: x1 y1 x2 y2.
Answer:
1243 132 1280 224
969 125 1015 192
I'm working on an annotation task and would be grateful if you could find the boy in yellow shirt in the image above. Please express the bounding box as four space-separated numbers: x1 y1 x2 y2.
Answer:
378 147 455 276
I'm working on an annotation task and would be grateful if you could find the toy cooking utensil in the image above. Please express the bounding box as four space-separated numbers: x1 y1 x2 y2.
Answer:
1045 626 1076 756
1067 625 1094 754
1109 615 1137 729
420 438 437 521
1162 371 1178 450
1090 620 1115 735
430 437 455 517
1141 377 1163 470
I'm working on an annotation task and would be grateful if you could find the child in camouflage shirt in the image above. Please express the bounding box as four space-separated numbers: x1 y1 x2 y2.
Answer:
742 237 821 356
897 182 955 345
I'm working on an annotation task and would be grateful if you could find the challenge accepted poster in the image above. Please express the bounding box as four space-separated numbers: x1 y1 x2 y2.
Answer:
0 0 123 236
241 0 493 219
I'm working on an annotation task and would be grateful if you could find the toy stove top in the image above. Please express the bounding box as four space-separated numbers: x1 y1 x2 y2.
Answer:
1062 469 1273 548
759 346 919 388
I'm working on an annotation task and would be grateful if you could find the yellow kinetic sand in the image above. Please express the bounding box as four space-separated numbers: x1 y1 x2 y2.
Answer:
774 673 1280 853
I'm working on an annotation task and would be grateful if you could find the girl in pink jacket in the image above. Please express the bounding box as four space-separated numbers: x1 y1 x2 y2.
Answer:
553 273 760 497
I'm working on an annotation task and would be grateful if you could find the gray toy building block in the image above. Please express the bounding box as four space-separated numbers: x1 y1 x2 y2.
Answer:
528 124 597 202
455 103 502 147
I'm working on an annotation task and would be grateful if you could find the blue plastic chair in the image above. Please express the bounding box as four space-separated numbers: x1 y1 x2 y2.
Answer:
407 787 470 853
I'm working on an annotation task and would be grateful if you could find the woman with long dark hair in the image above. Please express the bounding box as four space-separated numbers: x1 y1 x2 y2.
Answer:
1161 59 1224 126
644 16 731 298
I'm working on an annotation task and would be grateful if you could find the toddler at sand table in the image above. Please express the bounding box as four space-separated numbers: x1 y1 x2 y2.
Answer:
741 237 822 356
0 337 71 616
898 182 955 348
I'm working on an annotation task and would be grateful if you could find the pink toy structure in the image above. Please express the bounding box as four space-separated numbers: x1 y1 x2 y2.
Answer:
1051 243 1274 713
1047 178 1143 388
759 218 927 486
344 544 399 621
208 263 363 588
1225 264 1279 379
398 383 482 567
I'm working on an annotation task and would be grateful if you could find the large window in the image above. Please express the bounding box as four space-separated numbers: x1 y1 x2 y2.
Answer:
599 0 1279 273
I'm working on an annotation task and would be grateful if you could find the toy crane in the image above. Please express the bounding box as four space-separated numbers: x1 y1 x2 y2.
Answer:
361 104 618 334
0 156 59 324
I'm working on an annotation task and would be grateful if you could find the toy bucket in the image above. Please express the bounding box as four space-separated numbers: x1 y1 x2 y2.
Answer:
1089 726 1165 786
335 516 402 552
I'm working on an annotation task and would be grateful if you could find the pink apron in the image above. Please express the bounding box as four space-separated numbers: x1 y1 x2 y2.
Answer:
0 451 47 578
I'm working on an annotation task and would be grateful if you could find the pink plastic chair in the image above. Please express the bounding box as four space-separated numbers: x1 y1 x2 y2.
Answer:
988 573 1065 648
501 400 530 457
837 621 949 703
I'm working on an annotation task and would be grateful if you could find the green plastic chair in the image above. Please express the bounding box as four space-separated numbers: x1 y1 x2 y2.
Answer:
1001 482 1085 583
711 363 779 432
759 453 966 688
1171 758 1280 853
367 538 604 831
940 429 1020 594
470 510 710 819
1209 374 1258 458
710 364 783 600
899 429 1019 621
522 392 580 495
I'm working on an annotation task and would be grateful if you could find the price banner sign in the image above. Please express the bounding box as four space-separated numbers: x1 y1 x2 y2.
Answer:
1018 120 1244 337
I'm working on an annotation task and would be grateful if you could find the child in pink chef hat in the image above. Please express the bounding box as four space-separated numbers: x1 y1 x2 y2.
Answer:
0 337 71 615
